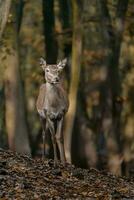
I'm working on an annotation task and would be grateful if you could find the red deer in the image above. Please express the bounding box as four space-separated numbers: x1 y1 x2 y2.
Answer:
36 58 69 166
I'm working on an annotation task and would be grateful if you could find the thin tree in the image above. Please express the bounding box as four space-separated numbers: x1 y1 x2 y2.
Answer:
64 0 83 163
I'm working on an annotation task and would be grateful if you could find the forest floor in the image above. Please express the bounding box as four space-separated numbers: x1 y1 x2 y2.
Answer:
0 149 134 200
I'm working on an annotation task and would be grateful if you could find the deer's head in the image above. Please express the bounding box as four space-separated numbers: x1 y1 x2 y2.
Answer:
39 58 67 84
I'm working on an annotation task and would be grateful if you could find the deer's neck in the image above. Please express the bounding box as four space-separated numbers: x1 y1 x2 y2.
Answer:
45 82 62 97
45 82 64 107
46 82 61 90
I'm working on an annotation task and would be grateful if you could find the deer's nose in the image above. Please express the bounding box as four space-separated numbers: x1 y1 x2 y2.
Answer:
55 77 59 82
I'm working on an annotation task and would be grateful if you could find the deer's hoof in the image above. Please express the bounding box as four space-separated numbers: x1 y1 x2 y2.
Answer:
54 162 58 167
54 159 59 167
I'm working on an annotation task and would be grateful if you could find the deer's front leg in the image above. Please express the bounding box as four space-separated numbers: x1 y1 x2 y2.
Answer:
40 117 46 159
48 118 58 166
56 117 66 165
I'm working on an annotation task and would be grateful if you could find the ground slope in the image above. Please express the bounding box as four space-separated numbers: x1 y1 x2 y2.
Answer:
0 149 134 199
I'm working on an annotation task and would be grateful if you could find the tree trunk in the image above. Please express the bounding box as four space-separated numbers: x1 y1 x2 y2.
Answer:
97 0 129 175
0 0 12 39
58 0 72 81
64 0 83 163
16 0 25 33
0 84 6 148
42 0 58 63
2 2 31 155
58 0 72 57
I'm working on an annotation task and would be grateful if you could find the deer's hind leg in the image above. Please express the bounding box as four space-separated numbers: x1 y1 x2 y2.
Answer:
56 117 66 165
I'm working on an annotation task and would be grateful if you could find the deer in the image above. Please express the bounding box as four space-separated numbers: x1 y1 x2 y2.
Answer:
36 58 69 166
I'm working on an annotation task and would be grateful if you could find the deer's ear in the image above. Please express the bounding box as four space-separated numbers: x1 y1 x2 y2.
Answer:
57 58 67 69
39 57 46 71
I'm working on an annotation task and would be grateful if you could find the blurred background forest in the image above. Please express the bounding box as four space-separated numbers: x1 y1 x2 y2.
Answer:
0 0 134 177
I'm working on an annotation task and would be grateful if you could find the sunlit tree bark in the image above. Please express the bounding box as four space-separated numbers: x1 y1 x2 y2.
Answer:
121 18 134 175
2 2 31 154
64 0 83 163
0 0 12 39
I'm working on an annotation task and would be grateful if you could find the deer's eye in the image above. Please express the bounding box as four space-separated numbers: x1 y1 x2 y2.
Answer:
46 69 49 72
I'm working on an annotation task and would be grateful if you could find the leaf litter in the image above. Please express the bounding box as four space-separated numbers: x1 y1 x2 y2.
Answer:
0 149 134 200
